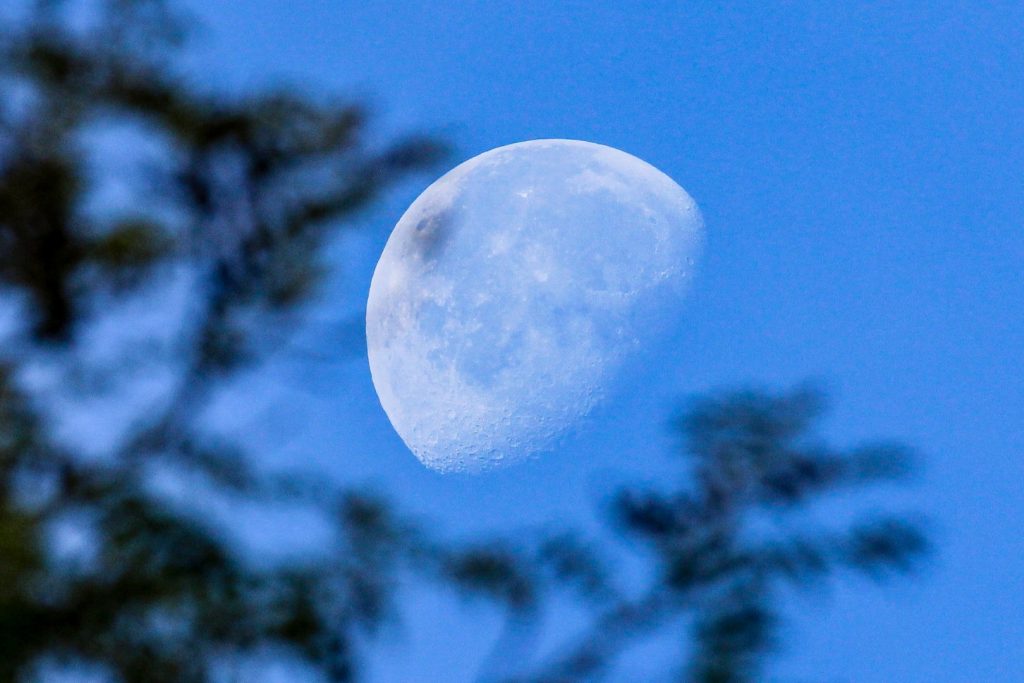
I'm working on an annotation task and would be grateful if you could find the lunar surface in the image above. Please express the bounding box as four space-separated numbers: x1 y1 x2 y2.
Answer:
367 139 703 472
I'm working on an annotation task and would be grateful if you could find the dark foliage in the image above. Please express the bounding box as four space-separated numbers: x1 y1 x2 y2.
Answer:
0 2 929 682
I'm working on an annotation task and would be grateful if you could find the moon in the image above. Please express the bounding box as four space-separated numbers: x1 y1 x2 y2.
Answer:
367 139 703 472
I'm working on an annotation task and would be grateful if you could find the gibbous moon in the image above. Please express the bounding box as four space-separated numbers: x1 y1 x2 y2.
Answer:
367 139 703 472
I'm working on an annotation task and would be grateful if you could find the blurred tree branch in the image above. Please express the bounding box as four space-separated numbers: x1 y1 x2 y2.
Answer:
517 387 929 683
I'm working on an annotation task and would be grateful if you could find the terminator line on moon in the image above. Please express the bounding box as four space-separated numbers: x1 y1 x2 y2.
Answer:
366 139 703 472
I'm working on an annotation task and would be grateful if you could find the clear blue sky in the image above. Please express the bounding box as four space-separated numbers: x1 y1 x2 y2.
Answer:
180 2 1022 681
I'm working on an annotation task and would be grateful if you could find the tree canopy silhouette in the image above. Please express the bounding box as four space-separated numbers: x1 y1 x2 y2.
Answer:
0 2 929 681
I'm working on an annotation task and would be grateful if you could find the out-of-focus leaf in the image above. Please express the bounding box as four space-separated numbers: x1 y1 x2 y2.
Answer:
444 546 535 610
86 218 176 287
537 533 612 601
690 597 777 683
843 517 930 577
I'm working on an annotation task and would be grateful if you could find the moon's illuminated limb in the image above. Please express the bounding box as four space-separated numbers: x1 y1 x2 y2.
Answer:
367 139 703 472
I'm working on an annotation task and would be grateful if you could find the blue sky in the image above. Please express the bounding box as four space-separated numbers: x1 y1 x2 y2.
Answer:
176 2 1022 680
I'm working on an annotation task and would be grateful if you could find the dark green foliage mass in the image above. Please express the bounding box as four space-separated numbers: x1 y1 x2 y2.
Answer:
0 2 928 681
